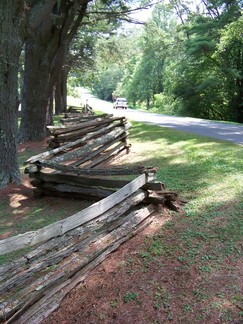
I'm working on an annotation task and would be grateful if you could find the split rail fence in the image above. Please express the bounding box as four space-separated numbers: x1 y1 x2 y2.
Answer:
0 112 182 323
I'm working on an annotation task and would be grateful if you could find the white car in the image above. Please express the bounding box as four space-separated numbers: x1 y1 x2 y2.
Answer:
113 97 128 109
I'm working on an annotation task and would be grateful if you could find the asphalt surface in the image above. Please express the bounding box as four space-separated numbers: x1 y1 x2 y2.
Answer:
77 89 243 146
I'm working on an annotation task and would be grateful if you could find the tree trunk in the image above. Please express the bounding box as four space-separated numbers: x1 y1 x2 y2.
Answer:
146 96 150 110
18 0 89 143
18 37 50 142
55 82 62 115
62 71 68 113
47 92 54 126
0 1 24 188
55 69 68 115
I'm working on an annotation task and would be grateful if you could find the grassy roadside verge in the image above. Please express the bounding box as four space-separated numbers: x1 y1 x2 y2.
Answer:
114 121 243 322
0 118 242 322
44 119 242 323
127 122 243 270
1 119 242 246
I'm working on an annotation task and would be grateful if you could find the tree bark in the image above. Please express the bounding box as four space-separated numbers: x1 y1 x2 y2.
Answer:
18 37 50 142
46 91 54 126
0 0 25 188
18 0 89 143
55 67 68 115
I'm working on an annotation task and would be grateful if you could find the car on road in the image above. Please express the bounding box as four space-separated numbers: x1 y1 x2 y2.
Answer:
113 97 128 109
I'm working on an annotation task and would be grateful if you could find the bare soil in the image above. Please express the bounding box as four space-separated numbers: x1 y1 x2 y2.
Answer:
43 221 242 324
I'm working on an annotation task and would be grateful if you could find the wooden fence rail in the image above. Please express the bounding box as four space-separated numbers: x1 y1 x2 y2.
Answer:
0 112 183 323
0 173 154 256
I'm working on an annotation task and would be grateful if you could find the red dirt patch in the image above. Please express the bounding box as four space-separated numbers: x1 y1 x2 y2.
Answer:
44 211 242 324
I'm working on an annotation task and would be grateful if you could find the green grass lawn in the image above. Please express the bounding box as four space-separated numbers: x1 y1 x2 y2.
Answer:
127 122 243 263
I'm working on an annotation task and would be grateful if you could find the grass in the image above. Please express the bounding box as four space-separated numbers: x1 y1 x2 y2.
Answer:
127 122 243 259
1 117 242 321
1 120 242 248
117 121 243 322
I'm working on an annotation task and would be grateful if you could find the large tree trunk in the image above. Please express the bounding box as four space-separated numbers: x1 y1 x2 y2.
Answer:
55 68 68 115
0 1 25 188
18 38 51 142
18 0 89 143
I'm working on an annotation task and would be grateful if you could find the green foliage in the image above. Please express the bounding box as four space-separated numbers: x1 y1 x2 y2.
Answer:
92 0 243 122
214 15 243 121
93 64 123 101
123 292 138 302
185 37 216 56
154 93 180 115
162 0 243 122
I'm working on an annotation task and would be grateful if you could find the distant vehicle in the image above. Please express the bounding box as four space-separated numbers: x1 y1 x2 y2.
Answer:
113 97 128 109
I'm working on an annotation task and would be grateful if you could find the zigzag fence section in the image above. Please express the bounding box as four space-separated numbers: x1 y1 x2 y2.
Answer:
0 112 182 323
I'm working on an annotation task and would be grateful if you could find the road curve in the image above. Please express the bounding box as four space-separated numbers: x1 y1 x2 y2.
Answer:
78 88 243 146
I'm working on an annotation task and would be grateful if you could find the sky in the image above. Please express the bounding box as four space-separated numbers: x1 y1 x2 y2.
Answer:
129 6 153 23
128 0 204 24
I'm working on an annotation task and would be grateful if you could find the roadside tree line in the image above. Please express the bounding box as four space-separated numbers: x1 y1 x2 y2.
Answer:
93 0 243 123
0 0 150 189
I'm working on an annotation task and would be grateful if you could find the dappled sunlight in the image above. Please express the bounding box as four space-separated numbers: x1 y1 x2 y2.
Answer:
199 173 243 206
2 115 242 323
185 177 242 220
0 179 89 240
10 193 28 208
13 207 30 215
167 157 188 165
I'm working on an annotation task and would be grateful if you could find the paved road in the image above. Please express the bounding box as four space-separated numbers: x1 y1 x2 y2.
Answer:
77 89 243 145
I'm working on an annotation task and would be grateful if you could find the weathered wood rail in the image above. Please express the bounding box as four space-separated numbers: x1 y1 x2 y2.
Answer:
67 103 94 115
0 170 173 323
0 172 155 256
0 112 183 323
47 114 129 149
60 112 111 125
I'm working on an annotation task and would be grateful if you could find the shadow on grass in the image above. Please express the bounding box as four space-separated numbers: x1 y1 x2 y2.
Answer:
0 180 92 240
126 122 243 196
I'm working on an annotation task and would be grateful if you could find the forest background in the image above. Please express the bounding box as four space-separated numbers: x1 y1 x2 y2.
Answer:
0 0 242 189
